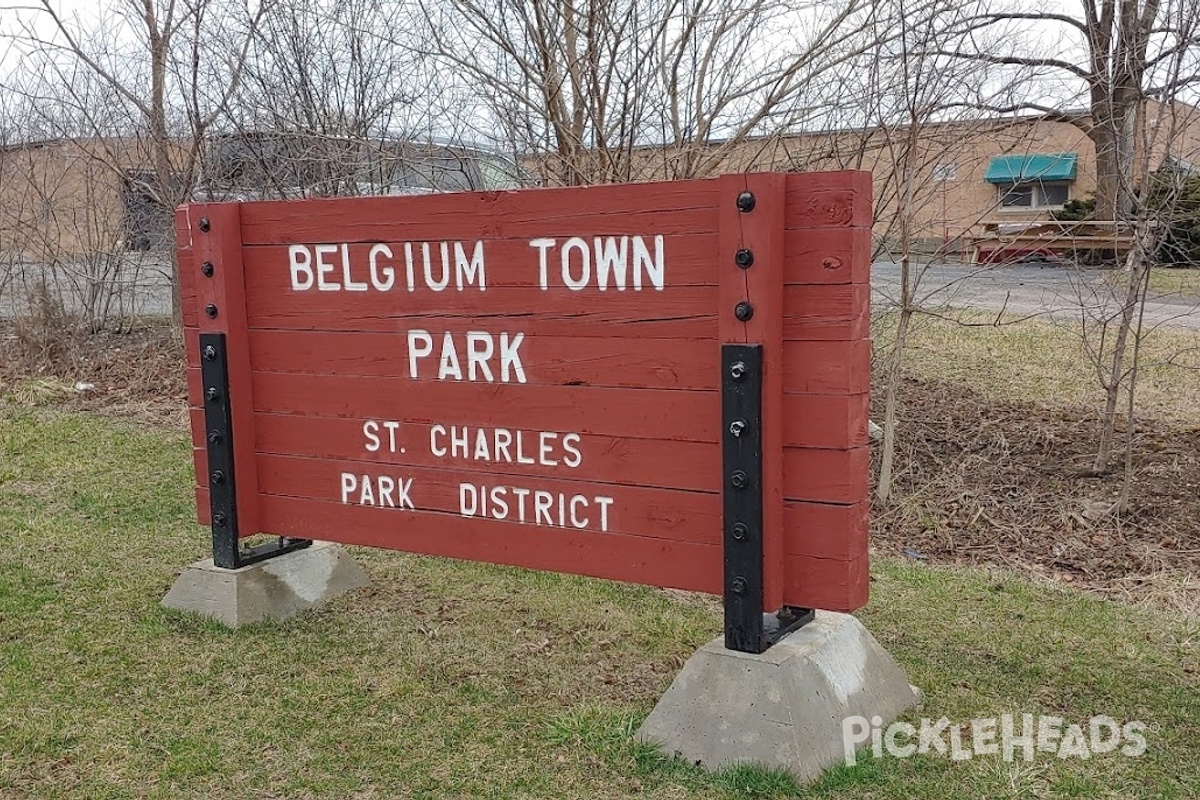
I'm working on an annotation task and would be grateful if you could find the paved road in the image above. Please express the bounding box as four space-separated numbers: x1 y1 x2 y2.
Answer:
871 261 1200 329
3 255 1198 329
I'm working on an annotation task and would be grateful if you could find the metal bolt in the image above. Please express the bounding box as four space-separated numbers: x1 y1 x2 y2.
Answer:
202 345 217 361
731 522 749 541
736 192 756 213
205 303 218 318
729 420 746 438
201 261 214 277
735 248 754 268
735 301 754 321
205 387 220 402
212 512 227 527
198 217 211 232
210 470 225 485
730 361 746 380
731 577 748 595
207 429 221 444
730 470 749 489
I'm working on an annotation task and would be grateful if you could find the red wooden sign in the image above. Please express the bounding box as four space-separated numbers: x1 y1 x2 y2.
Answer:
177 172 871 613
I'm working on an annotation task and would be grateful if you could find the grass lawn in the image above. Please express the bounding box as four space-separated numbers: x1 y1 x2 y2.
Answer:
873 311 1200 422
2 408 1199 799
1148 268 1200 299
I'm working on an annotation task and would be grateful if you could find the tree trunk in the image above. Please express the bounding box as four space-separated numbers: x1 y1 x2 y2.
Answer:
1092 234 1150 473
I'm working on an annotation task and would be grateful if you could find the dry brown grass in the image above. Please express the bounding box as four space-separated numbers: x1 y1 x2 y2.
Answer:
875 311 1200 423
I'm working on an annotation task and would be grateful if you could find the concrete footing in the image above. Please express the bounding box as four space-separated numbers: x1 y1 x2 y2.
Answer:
161 541 370 627
636 611 920 784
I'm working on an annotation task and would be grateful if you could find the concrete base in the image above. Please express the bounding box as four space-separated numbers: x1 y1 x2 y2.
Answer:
161 541 370 627
636 611 919 784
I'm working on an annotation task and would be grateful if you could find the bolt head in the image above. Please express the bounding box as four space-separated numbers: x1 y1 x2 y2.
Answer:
735 248 754 268
202 345 217 361
210 470 225 485
731 577 748 595
198 217 211 232
201 261 214 277
730 470 749 489
207 429 221 444
731 522 749 541
212 512 227 527
730 361 746 380
205 387 220 402
205 303 218 318
736 192 756 213
734 301 754 322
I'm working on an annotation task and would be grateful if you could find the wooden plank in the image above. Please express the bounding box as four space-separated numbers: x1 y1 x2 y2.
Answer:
782 284 870 340
186 390 870 451
242 235 720 288
255 493 726 596
239 180 722 245
783 553 869 612
243 281 720 340
196 430 867 504
783 339 871 394
250 371 715 442
189 202 262 535
244 330 714 390
256 453 722 546
193 482 865 562
783 500 867 561
239 229 866 289
719 173 787 611
781 229 871 285
231 330 865 394
784 171 873 229
782 447 870 504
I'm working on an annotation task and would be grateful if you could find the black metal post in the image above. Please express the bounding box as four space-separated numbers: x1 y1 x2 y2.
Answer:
722 344 766 652
199 332 310 569
721 344 815 653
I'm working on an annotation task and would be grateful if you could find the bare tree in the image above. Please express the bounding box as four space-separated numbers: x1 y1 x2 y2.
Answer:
936 1 1200 474
6 0 270 318
418 0 885 185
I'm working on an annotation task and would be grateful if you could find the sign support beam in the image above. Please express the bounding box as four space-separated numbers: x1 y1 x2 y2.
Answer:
200 332 310 569
721 344 814 653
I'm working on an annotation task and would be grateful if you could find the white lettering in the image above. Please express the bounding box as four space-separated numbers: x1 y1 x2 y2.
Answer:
289 245 314 290
363 420 380 452
438 332 463 381
455 241 486 290
341 243 368 291
500 333 526 383
407 330 433 378
466 332 495 382
560 236 590 290
530 238 556 290
593 236 628 291
315 244 339 291
632 235 664 290
369 244 395 290
340 472 357 503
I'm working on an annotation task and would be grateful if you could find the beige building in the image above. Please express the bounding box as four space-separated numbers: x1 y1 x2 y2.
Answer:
5 102 1200 265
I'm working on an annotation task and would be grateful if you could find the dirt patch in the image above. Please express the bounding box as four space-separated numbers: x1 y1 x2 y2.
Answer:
873 375 1200 609
0 320 187 427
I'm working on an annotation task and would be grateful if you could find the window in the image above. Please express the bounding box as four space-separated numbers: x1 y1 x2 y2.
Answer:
997 181 1069 209
932 163 957 182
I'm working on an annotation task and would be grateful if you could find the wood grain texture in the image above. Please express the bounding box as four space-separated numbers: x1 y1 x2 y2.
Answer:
177 171 873 613
190 202 262 536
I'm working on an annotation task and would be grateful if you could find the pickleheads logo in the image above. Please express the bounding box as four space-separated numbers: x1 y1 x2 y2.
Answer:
842 714 1147 766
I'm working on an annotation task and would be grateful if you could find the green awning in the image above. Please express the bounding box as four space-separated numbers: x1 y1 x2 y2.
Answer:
984 153 1078 184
